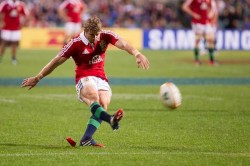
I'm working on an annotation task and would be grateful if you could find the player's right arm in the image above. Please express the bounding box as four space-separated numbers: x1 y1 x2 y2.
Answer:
58 8 68 22
182 0 201 20
114 38 150 70
21 56 67 90
58 1 70 22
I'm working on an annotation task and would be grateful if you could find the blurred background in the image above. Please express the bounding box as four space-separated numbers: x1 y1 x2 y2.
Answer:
1 0 247 51
15 0 250 29
8 0 247 30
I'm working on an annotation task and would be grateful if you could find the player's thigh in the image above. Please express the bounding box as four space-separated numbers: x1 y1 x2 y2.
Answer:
96 77 112 110
76 77 99 106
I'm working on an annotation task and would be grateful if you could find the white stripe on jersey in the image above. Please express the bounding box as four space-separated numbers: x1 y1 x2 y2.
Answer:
102 30 119 40
57 37 81 57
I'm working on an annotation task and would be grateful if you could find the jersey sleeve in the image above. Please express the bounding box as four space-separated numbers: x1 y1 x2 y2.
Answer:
57 39 76 59
102 30 120 45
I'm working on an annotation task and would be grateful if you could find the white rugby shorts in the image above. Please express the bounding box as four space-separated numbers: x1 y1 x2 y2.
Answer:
76 76 112 102
191 23 214 35
64 22 82 36
1 30 21 42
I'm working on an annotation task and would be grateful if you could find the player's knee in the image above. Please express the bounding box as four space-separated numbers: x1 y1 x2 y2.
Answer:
80 90 99 104
99 100 109 111
100 103 108 111
86 92 99 102
98 91 111 110
195 34 202 41
206 39 214 48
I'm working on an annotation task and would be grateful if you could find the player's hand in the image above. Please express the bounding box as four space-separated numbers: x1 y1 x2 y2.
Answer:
21 77 39 90
135 54 150 70
0 22 5 29
65 16 72 22
192 13 201 20
208 11 214 19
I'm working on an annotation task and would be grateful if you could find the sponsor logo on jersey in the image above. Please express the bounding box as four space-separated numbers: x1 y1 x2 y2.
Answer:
89 55 103 64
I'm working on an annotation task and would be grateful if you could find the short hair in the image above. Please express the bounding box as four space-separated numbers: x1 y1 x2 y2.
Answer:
84 16 102 33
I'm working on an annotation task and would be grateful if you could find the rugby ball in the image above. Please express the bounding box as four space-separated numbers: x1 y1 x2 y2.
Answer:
159 82 182 109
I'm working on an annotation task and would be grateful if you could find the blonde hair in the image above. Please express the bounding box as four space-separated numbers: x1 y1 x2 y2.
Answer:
84 16 102 33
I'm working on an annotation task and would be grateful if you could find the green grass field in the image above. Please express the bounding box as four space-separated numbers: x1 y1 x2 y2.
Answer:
0 49 250 165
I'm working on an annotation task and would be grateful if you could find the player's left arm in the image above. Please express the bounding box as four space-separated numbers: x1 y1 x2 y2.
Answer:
209 0 218 24
20 3 30 27
114 38 150 69
0 12 4 28
58 5 71 22
208 8 215 20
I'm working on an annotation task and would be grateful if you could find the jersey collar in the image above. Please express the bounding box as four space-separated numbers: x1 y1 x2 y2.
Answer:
80 32 89 45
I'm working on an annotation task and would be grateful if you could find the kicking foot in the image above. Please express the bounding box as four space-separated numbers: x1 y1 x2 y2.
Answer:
110 109 124 130
80 138 105 148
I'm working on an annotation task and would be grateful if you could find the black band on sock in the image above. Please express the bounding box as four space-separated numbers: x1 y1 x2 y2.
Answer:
90 102 111 123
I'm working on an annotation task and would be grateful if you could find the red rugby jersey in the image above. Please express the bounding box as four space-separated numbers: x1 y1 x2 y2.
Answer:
57 30 119 84
185 0 212 24
0 0 29 30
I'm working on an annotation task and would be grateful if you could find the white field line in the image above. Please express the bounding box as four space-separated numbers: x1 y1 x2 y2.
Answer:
184 95 222 101
18 93 222 101
113 94 158 100
0 94 222 104
0 98 16 103
0 151 249 157
19 94 160 100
